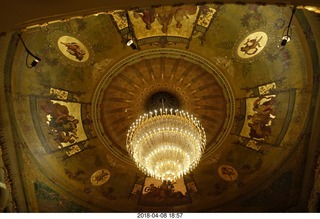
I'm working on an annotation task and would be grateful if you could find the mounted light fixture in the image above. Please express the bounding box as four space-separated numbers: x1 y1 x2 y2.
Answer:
126 94 206 182
18 34 41 68
126 39 137 50
281 6 296 46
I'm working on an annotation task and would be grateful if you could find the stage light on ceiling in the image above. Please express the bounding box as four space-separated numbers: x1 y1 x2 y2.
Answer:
281 35 291 46
281 6 296 47
126 39 137 50
18 34 41 68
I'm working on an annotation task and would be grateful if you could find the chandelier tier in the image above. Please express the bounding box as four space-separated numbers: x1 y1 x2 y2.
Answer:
126 108 206 181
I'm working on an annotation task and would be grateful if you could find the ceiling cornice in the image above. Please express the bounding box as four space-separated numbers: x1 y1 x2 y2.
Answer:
1 0 320 33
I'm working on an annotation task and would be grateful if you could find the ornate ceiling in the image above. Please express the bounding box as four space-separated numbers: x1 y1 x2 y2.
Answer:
0 1 320 213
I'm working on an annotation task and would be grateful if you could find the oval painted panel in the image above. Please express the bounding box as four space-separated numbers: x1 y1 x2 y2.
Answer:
90 169 110 186
218 165 238 181
237 31 268 59
58 36 89 62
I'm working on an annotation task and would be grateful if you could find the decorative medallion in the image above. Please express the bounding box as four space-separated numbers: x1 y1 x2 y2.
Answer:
90 169 110 186
218 165 238 181
58 36 89 62
237 31 268 59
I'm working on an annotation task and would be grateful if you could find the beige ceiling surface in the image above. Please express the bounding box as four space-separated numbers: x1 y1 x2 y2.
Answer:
1 2 320 212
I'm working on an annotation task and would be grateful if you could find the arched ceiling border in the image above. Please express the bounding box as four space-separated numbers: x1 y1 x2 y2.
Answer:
2 1 320 33
294 9 320 209
0 32 28 212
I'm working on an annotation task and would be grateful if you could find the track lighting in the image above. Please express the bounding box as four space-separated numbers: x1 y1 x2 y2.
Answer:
281 6 296 46
126 39 137 50
18 34 41 68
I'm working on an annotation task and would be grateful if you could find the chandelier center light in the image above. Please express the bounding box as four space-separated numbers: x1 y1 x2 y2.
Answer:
126 94 206 181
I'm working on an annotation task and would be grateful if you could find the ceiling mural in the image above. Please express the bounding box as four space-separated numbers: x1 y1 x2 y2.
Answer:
110 4 217 49
139 177 190 207
0 2 320 213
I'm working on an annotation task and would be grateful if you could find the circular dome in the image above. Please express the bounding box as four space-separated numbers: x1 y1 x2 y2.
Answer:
92 49 235 164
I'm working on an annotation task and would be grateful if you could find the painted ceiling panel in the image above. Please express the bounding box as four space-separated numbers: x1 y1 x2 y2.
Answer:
0 2 320 213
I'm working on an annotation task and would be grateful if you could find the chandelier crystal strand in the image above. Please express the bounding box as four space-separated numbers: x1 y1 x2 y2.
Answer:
126 108 206 181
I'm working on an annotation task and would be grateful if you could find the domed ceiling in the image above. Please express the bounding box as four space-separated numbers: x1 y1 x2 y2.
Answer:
94 49 234 164
1 2 320 213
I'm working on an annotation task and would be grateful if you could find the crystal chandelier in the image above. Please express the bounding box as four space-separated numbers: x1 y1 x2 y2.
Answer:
126 108 206 182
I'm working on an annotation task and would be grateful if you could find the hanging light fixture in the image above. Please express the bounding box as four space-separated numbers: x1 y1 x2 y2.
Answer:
18 34 41 68
126 39 137 50
281 6 296 46
126 95 206 182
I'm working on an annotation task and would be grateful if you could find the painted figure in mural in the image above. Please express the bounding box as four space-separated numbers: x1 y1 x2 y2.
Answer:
198 5 214 17
52 131 78 146
154 6 198 33
155 6 175 33
130 184 143 197
253 96 276 117
134 6 200 33
248 121 272 139
40 100 79 146
133 8 156 30
247 96 276 139
41 101 72 125
247 113 271 126
143 181 184 199
60 41 86 61
144 183 160 198
240 36 263 56
173 6 197 28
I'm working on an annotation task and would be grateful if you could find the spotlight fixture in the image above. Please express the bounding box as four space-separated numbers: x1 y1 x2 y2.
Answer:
281 35 291 46
126 39 137 50
281 6 296 46
18 34 41 68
